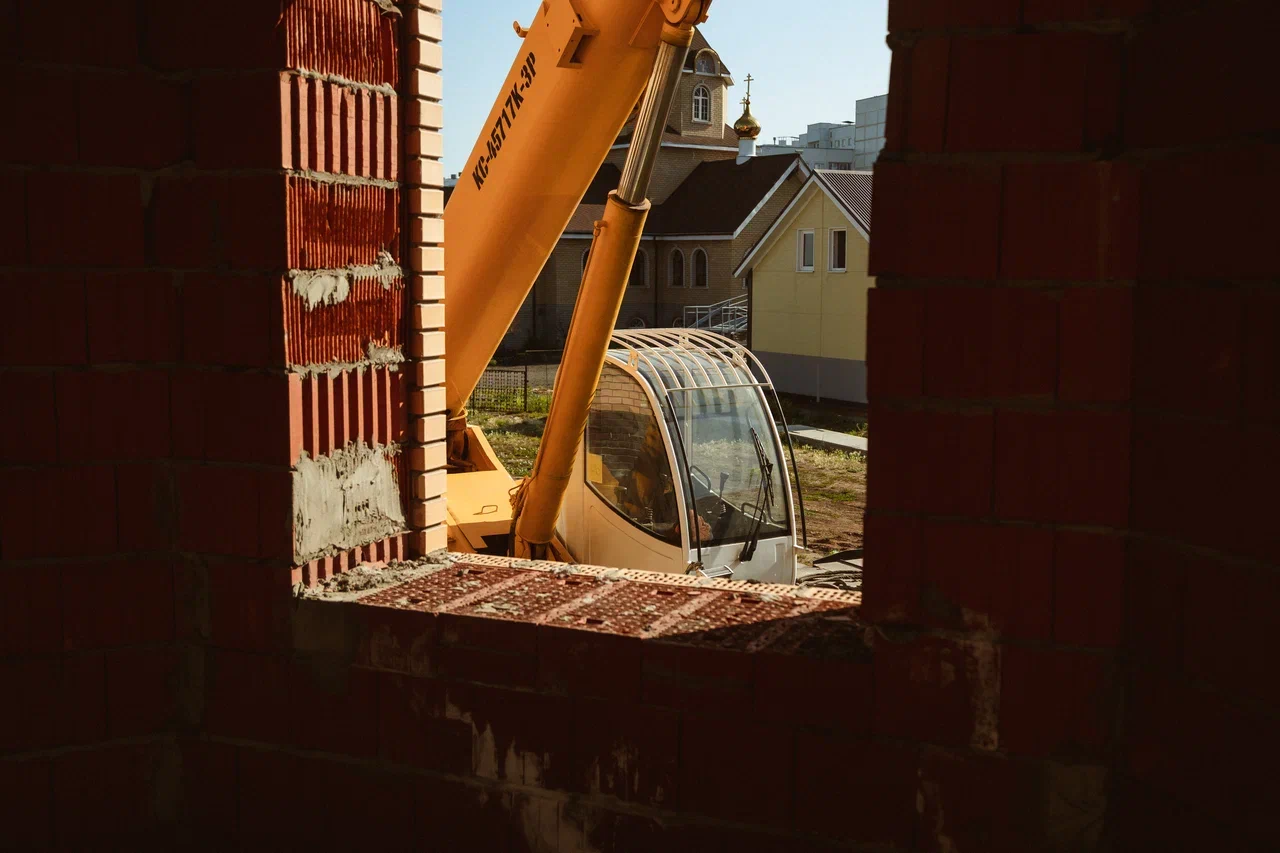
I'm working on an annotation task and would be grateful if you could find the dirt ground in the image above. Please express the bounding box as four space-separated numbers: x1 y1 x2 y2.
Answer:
472 412 866 564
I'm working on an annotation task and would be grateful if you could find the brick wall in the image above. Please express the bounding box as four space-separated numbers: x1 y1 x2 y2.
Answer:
3 0 1276 849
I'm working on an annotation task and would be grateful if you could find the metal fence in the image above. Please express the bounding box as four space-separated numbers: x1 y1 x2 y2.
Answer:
467 350 563 415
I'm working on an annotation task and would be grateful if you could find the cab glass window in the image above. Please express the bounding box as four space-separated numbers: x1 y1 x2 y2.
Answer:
586 364 681 544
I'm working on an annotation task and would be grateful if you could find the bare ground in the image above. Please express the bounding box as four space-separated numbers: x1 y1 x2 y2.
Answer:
472 413 866 564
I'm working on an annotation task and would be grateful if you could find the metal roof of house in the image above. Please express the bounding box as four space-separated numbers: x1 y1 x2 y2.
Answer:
815 169 873 232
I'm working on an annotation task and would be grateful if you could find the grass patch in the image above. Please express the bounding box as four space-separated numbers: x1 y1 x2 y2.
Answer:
777 393 868 438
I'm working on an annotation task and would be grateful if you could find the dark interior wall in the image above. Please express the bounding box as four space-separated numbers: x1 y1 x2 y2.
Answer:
1 0 1276 850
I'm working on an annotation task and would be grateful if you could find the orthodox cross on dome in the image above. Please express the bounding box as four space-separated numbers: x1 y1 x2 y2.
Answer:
733 73 761 140
743 73 754 105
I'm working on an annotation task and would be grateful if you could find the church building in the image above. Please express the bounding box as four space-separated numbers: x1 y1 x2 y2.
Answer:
493 30 810 350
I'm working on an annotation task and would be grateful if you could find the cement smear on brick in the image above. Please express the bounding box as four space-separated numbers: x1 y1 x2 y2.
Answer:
290 253 403 310
293 442 406 562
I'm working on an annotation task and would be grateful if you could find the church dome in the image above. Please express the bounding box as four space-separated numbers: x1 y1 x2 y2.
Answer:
734 103 761 140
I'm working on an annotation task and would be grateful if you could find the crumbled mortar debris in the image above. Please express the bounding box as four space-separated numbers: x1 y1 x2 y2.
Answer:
298 557 451 601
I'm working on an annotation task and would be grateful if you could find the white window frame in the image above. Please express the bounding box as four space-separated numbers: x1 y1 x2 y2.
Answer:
692 85 711 124
669 248 685 287
797 229 815 273
629 249 648 288
828 228 848 273
692 248 709 288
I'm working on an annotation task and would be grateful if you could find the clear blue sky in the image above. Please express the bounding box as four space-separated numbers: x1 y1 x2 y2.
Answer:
440 0 891 176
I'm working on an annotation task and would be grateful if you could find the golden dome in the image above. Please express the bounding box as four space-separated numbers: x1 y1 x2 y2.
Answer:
734 102 761 140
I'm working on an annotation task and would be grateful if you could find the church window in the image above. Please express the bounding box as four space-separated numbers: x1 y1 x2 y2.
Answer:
695 52 718 75
670 249 685 287
693 248 709 287
693 86 711 123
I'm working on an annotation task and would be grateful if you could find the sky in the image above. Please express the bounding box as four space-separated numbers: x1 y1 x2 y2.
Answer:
439 0 891 176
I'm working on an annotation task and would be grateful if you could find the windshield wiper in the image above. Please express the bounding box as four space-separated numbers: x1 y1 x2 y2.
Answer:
740 427 774 562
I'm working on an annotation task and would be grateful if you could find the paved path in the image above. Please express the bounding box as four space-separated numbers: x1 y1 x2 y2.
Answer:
787 425 868 455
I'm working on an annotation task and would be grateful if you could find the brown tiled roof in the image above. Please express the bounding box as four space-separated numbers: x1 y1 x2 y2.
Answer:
650 153 804 235
816 169 873 232
564 153 804 237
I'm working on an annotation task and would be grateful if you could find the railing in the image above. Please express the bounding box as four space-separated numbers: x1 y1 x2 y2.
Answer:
683 293 748 337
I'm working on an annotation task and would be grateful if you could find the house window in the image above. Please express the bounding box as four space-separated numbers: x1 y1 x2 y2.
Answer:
670 249 685 287
692 86 711 123
582 247 591 272
693 248 709 287
629 250 647 288
829 229 848 272
797 230 815 272
695 52 718 75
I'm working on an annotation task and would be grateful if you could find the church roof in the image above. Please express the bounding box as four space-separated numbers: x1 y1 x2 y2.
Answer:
684 28 731 76
564 152 805 238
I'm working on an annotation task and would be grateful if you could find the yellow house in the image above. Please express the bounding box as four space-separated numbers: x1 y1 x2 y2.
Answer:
734 169 873 403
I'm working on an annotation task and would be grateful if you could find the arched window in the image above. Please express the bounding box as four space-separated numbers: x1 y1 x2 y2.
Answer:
669 249 685 287
627 316 646 329
695 51 718 75
582 247 591 272
693 248 709 288
692 86 710 123
629 250 647 288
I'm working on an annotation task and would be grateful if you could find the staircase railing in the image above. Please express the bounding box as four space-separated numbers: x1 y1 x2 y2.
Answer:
683 293 748 335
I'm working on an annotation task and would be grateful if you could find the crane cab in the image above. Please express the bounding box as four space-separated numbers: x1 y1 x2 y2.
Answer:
558 330 799 585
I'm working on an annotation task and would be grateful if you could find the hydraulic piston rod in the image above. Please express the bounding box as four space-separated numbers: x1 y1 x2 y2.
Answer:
511 17 704 558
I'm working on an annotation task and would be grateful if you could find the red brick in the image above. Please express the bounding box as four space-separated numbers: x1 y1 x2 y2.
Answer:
873 636 987 747
1111 775 1273 853
143 0 286 70
1126 672 1276 839
1123 539 1183 668
181 273 276 367
353 602 437 675
445 682 575 788
1000 645 1113 756
885 49 908 154
0 271 87 366
0 371 58 463
1243 287 1280 422
872 407 995 516
906 37 949 153
179 740 238 839
921 520 1054 640
1001 161 1139 280
0 466 117 559
207 560 294 651
1054 530 1125 647
106 645 181 737
678 717 793 827
568 698 680 807
0 173 25 264
170 370 296 465
77 0 140 67
889 0 1019 29
78 71 186 168
5 67 78 164
288 662 379 757
1141 145 1278 280
1128 2 1278 148
794 734 918 848
1059 285 1133 402
947 33 1105 153
867 287 924 400
868 161 1002 279
923 287 1058 399
194 73 283 168
174 465 261 558
0 565 61 655
537 623 642 701
377 672 472 774
85 271 180 363
861 512 924 623
55 370 172 461
52 743 172 844
150 177 219 267
1130 414 1234 554
222 175 287 269
640 639 753 713
26 172 144 267
62 560 174 650
0 758 53 849
752 647 873 730
115 463 174 550
1134 285 1243 416
435 611 540 689
205 649 291 743
1182 561 1278 707
993 409 1131 527
917 749 1045 853
1023 0 1151 23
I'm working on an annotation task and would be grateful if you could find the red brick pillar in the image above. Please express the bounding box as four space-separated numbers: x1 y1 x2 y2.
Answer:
869 1 1278 848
